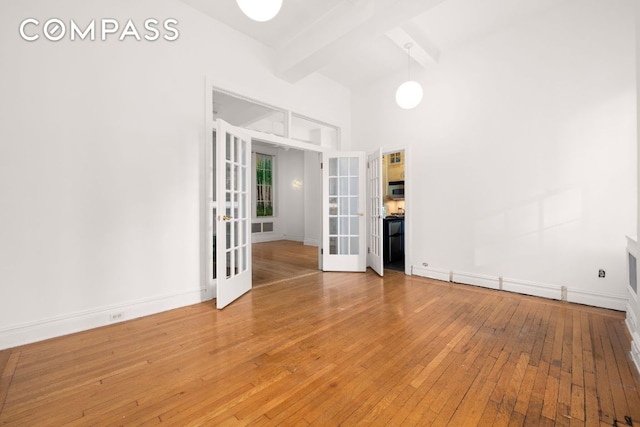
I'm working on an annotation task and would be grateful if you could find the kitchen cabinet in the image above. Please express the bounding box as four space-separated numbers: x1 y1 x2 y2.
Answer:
387 151 404 182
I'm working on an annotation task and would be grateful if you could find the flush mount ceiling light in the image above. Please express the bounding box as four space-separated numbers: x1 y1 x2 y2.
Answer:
395 43 423 109
236 0 283 22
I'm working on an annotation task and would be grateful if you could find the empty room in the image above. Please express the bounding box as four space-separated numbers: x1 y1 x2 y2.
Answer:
1 0 640 425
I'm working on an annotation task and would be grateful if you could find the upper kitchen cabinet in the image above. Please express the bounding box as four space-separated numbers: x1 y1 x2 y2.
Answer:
387 151 404 182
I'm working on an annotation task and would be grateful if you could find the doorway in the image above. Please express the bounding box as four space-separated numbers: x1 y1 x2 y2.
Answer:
382 149 406 272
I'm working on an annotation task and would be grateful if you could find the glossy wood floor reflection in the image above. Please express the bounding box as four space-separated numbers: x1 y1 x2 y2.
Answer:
252 240 319 288
1 271 640 425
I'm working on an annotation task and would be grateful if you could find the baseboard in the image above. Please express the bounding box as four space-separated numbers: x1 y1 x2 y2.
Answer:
567 289 627 311
252 233 285 243
411 266 450 282
303 238 320 247
411 266 626 311
452 271 500 290
282 235 304 243
502 277 561 301
631 330 640 376
0 288 207 350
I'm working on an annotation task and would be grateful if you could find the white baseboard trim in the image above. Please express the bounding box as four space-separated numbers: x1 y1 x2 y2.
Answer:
411 266 627 312
282 235 304 243
452 271 500 290
567 289 627 311
411 266 450 282
0 288 207 350
252 233 286 243
631 331 640 377
502 277 561 301
304 238 320 247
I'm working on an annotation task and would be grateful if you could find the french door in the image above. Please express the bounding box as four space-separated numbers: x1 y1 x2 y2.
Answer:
209 119 252 309
367 149 384 276
322 152 366 272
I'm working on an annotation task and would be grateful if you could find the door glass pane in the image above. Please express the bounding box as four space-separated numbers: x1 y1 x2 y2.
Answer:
350 177 358 196
329 197 338 215
329 236 338 255
339 158 349 176
350 237 359 255
339 177 348 196
329 158 337 176
212 130 217 203
340 217 349 235
350 197 358 215
350 157 359 176
225 133 231 161
329 217 338 235
339 237 349 255
234 136 239 165
212 208 217 280
226 222 231 250
226 251 232 279
327 155 361 259
329 178 337 196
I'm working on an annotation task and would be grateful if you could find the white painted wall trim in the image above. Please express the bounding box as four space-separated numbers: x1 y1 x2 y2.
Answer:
252 232 285 243
304 238 320 247
411 266 450 282
411 265 626 311
0 289 207 351
452 271 501 290
566 289 627 311
502 277 561 301
627 288 638 337
631 330 640 376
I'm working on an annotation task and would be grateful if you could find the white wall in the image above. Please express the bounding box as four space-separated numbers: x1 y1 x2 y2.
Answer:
304 151 322 247
631 0 640 375
353 0 636 309
0 0 350 348
278 149 305 242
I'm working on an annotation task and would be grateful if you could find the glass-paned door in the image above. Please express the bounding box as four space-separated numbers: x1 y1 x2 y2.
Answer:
216 120 252 308
322 152 366 272
367 149 383 276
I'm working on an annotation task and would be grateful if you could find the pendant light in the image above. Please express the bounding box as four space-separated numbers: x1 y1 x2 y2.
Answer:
236 0 283 22
395 43 423 109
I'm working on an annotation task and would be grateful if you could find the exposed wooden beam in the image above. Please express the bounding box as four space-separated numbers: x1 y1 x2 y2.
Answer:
276 0 447 83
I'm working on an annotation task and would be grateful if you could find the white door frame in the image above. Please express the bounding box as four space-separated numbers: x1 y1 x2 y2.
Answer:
203 82 327 299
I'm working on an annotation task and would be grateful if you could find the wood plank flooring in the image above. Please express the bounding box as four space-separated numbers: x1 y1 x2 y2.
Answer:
252 241 319 288
1 241 639 425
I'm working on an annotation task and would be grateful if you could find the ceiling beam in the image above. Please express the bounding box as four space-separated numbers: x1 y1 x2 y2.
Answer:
276 0 447 83
386 21 440 69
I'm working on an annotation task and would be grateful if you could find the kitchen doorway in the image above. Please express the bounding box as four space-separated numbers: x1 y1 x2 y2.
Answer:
382 149 407 273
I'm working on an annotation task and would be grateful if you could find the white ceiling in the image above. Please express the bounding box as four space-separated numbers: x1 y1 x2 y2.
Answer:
180 0 569 89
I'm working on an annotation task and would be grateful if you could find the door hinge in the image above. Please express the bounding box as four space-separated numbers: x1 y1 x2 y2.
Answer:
367 247 371 254
321 248 324 255
320 162 323 169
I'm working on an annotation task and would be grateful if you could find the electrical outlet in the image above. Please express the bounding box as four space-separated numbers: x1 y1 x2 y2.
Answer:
561 286 567 301
598 269 605 278
109 312 124 322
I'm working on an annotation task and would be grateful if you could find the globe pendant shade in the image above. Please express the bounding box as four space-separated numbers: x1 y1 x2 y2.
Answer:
237 0 283 22
396 80 423 109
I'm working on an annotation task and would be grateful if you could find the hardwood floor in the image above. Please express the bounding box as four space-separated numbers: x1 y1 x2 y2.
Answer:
1 243 639 425
252 241 319 288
